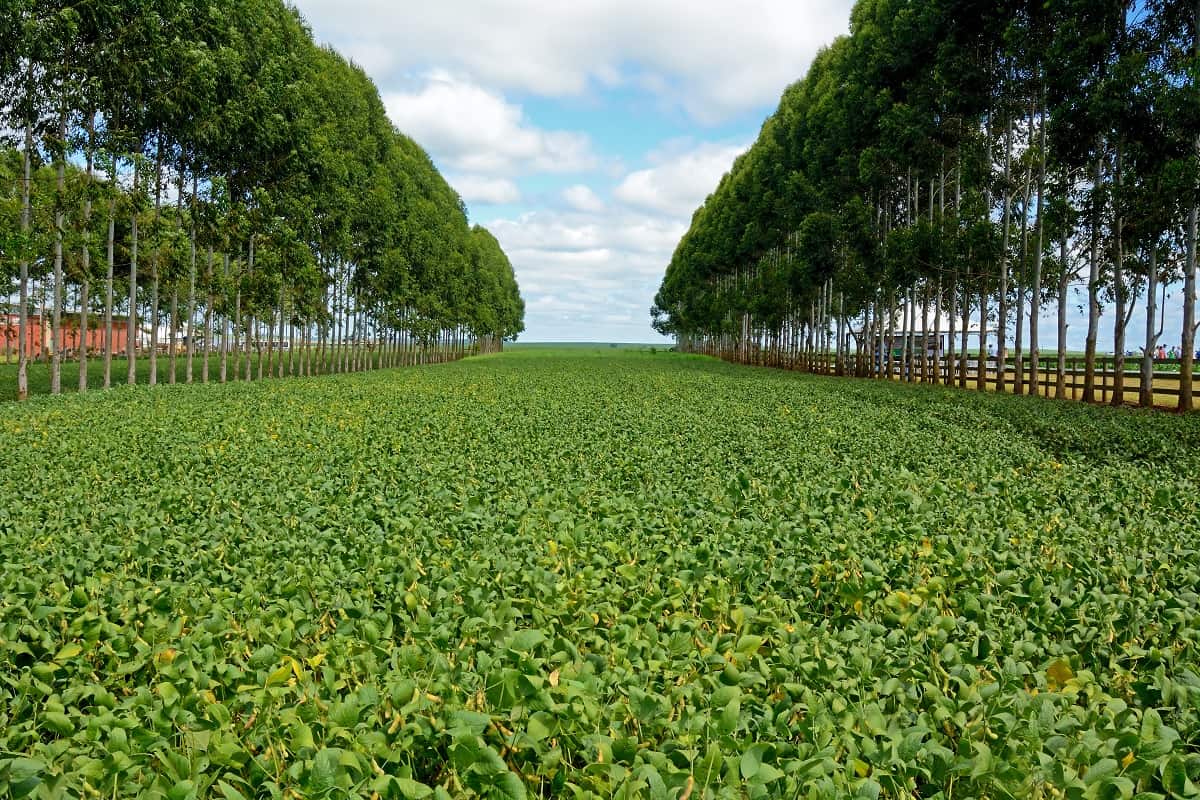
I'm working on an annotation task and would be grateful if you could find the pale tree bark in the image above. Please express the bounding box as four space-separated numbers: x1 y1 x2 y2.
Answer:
1014 108 1032 396
185 172 197 383
203 246 213 383
1180 1 1199 411
51 108 67 395
1029 96 1046 399
1111 144 1127 406
128 158 139 386
103 196 114 389
221 250 230 383
1056 231 1070 400
996 114 1013 394
1182 203 1198 412
1083 155 1103 403
78 113 96 392
149 140 163 386
1141 246 1159 408
17 116 32 401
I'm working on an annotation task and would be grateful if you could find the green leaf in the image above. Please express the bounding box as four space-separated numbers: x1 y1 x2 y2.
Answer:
216 782 249 800
54 644 83 661
491 771 527 800
396 777 433 799
740 743 770 780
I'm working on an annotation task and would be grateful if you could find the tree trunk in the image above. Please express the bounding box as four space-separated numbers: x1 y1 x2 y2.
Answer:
996 114 1012 395
104 197 115 390
1180 2 1200 411
1182 203 1198 412
203 246 214 384
1029 97 1046 399
1083 155 1103 403
1057 231 1070 400
186 174 197 383
16 116 32 402
149 140 164 386
1111 145 1126 406
128 159 140 386
51 109 67 395
245 237 255 381
976 286 987 392
1141 247 1159 408
222 250 231 383
169 288 178 385
79 114 97 393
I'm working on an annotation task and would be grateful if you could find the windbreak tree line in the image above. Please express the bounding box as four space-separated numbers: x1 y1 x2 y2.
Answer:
0 0 525 401
652 0 1198 411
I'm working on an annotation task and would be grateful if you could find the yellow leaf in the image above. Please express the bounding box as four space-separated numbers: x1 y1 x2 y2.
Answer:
1046 659 1074 691
55 644 83 661
266 664 292 687
1121 751 1135 768
307 653 326 669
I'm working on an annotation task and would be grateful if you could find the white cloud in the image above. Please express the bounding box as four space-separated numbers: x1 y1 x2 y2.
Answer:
294 0 854 123
615 140 749 217
563 184 605 213
382 72 597 176
481 207 685 340
451 175 521 205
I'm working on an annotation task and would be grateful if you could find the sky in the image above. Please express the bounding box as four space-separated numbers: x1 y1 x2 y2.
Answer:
289 0 855 343
289 0 1191 353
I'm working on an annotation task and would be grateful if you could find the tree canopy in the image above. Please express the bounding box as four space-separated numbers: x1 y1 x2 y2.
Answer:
1 0 525 398
653 0 1198 410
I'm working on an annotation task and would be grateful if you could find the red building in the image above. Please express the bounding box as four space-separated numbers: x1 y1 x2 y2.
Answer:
1 313 131 360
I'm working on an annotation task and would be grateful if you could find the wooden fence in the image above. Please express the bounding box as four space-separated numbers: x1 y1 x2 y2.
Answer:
877 355 1198 410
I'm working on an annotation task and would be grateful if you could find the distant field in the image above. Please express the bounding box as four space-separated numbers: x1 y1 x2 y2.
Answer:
2 350 1199 798
507 341 669 351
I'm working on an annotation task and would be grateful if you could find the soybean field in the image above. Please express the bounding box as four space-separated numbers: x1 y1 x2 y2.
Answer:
2 350 1200 799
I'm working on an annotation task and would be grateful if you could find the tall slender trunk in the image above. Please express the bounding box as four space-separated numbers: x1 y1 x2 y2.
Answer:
186 172 197 383
16 115 32 401
1182 203 1198 412
1111 144 1127 406
884 290 896 379
1029 95 1046 399
168 289 178 385
79 113 97 392
1083 154 1103 403
244 236 255 382
1141 246 1159 408
1180 3 1200 411
149 138 163 386
1014 105 1033 396
221 250 230 383
996 114 1012 395
128 159 140 385
103 198 115 390
977 285 988 392
1057 230 1070 400
51 109 67 395
203 246 213 384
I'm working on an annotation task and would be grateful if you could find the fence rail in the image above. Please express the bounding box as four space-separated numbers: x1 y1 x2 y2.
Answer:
688 341 1198 411
875 355 1198 408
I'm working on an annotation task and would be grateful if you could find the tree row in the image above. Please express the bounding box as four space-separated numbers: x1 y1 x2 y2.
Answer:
653 0 1197 410
1 0 525 400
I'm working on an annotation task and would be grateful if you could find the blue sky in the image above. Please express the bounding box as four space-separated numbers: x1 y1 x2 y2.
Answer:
291 0 855 342
291 0 1192 353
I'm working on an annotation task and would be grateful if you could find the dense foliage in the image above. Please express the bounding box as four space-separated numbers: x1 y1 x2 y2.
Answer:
0 1 525 400
2 350 1200 798
653 0 1199 410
